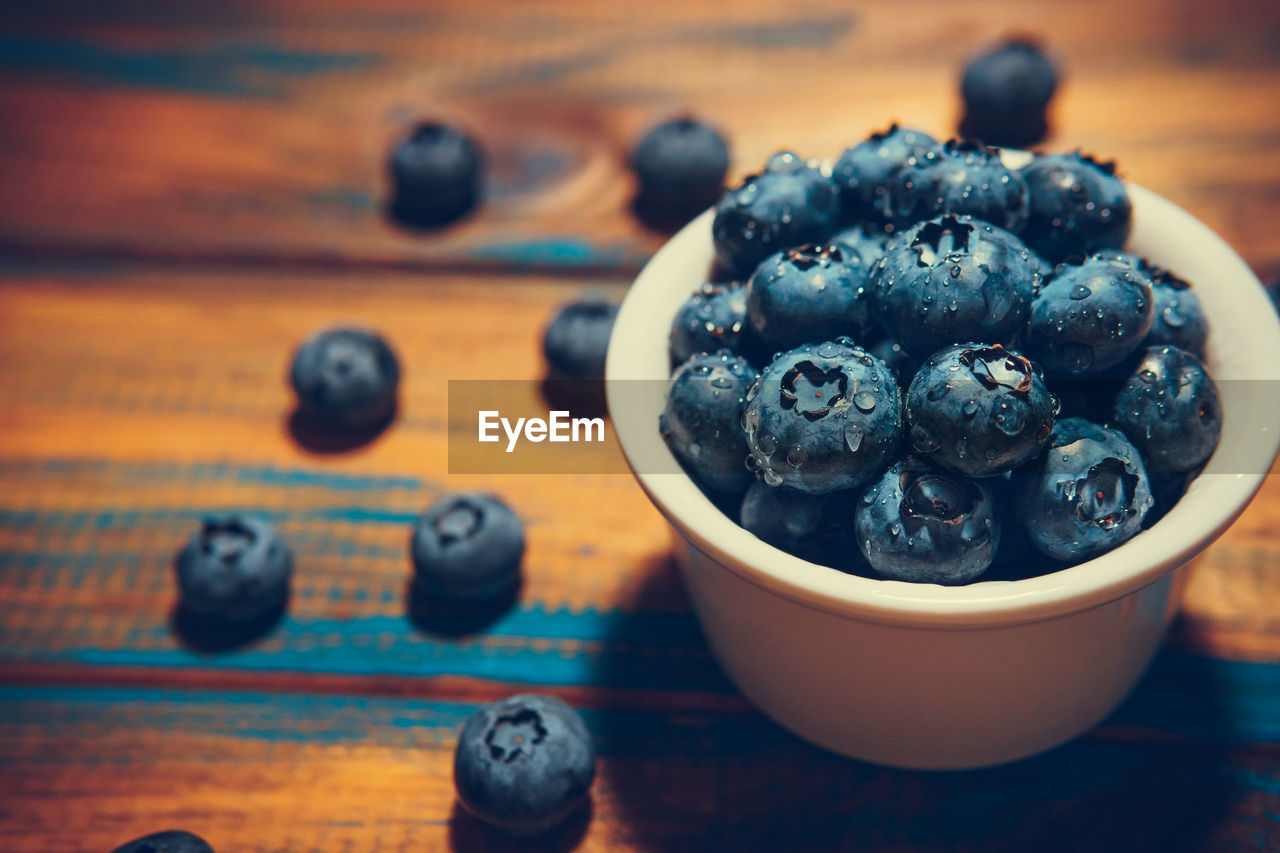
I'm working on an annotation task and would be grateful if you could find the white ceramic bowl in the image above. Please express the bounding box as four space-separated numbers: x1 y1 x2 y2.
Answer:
606 183 1280 769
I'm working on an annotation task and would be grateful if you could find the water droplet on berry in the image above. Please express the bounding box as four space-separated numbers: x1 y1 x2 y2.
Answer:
853 391 877 413
962 400 979 417
1070 285 1091 301
786 447 807 467
844 422 864 452
756 434 777 455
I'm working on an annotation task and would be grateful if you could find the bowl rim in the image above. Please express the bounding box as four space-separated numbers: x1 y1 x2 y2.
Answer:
606 181 1280 629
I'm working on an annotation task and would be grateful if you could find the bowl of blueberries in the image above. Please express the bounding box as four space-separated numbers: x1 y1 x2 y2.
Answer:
606 125 1280 769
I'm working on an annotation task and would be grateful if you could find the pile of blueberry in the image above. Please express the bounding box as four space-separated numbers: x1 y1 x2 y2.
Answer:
661 127 1223 584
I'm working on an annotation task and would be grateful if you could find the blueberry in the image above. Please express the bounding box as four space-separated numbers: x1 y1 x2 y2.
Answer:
1112 345 1222 474
1020 152 1131 263
907 343 1056 477
111 830 215 853
543 297 619 380
661 351 759 495
1025 254 1154 376
1012 417 1153 562
883 139 1030 232
870 214 1041 356
831 223 891 268
959 38 1058 148
746 244 875 352
631 116 730 221
739 481 858 568
855 457 1000 584
410 493 525 601
668 281 749 368
174 516 292 624
454 693 596 837
743 339 902 494
1134 260 1208 355
868 338 921 385
712 151 840 277
290 327 400 429
389 121 483 227
833 124 939 222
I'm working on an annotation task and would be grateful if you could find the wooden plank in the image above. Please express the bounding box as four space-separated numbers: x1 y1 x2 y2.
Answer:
1 0 1279 276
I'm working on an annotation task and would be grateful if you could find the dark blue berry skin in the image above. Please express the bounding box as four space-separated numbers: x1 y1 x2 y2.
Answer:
884 139 1030 232
739 481 859 569
543 298 619 380
389 122 483 227
174 516 293 624
1112 346 1222 474
742 339 902 494
290 327 400 429
832 125 938 221
1106 256 1209 355
831 223 891 269
631 117 730 218
855 456 1000 584
454 693 596 837
870 215 1042 356
1019 152 1131 263
411 493 525 601
1012 417 1153 562
868 338 921 385
668 282 749 368
712 151 840 278
907 343 1056 477
660 351 759 495
111 830 215 853
746 244 875 352
1025 254 1154 376
960 38 1058 148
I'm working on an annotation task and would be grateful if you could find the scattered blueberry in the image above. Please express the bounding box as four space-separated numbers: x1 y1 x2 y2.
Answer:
111 830 215 853
1025 254 1154 376
960 37 1058 148
833 124 939 221
1020 152 1131 263
454 693 596 837
855 456 1000 584
746 244 875 352
661 351 759 495
907 343 1056 477
543 297 620 380
1112 345 1222 474
870 215 1041 356
739 481 859 569
883 139 1030 232
831 223 891 268
631 116 730 222
742 339 902 494
668 281 749 368
389 121 483 227
411 493 525 601
290 327 400 429
174 516 292 624
1013 417 1153 562
712 151 840 277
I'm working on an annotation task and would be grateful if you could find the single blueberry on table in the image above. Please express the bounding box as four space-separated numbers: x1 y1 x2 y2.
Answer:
661 351 759 495
960 37 1058 148
831 223 891 269
389 121 484 227
454 693 596 837
289 327 401 429
870 214 1042 356
742 339 902 494
174 516 292 625
882 139 1030 232
668 281 749 368
1012 417 1153 562
907 343 1057 477
739 481 859 569
746 244 875 353
1112 345 1222 474
411 493 525 601
630 116 730 222
1025 253 1154 376
111 830 215 853
832 124 938 222
543 297 619 380
1019 152 1131 263
712 151 840 277
854 456 1001 584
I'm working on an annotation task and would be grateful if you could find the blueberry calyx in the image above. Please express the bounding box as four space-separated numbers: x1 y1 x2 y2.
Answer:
199 518 257 561
910 216 973 266
784 244 844 271
958 345 1033 399
435 502 482 544
1072 458 1137 530
781 360 848 421
486 707 549 763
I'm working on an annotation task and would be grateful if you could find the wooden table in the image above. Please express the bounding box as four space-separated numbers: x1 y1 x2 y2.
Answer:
2 2 1280 850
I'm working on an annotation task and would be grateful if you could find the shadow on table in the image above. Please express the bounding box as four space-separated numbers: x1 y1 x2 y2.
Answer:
404 577 523 638
593 561 1235 852
285 404 397 455
448 797 592 852
168 599 287 654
